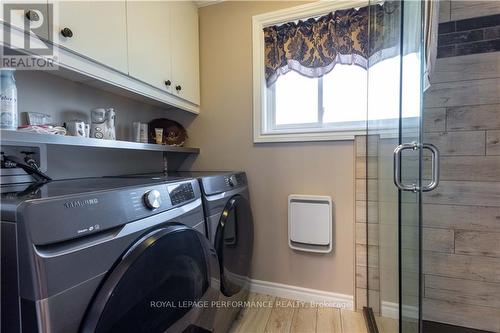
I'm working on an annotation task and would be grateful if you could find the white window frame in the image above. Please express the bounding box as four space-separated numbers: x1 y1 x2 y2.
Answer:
252 1 369 143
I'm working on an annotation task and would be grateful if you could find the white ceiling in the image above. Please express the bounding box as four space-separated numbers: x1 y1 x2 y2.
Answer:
194 0 225 8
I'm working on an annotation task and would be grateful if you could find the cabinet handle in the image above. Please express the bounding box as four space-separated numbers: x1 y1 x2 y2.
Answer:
164 80 171 87
175 85 182 92
25 10 40 22
61 27 73 38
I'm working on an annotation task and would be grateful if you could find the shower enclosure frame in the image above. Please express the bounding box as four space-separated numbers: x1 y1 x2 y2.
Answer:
363 1 434 333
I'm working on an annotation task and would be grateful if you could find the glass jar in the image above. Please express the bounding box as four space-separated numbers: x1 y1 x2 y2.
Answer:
0 69 18 130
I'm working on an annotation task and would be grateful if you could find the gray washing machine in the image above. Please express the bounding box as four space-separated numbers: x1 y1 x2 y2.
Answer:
1 177 220 333
110 171 255 333
175 171 254 333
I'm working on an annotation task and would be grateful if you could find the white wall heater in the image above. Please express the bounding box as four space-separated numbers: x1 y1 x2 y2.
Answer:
288 195 333 253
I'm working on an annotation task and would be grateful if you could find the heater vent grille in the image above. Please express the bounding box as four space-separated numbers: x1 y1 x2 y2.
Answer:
288 195 333 253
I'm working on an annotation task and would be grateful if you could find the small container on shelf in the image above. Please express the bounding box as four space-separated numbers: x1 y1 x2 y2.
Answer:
154 128 163 144
0 69 18 130
148 118 187 147
140 123 148 143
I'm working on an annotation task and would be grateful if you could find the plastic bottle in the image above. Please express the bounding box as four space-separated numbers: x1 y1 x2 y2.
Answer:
0 69 18 130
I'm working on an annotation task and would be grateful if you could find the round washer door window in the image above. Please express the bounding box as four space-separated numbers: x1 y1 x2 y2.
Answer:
215 195 254 297
82 225 211 333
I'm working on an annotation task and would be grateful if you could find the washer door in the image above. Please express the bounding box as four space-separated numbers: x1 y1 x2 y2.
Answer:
215 195 254 297
81 224 212 333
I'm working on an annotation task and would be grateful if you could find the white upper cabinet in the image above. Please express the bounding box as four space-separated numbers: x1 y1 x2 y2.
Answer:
126 1 200 106
170 1 200 105
2 1 201 112
52 1 128 73
127 1 173 93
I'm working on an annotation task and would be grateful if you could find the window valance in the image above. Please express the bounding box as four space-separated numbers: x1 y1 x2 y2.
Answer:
263 4 397 87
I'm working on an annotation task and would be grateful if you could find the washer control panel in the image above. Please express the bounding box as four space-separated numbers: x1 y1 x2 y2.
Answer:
200 172 248 195
225 175 238 187
224 173 246 189
168 182 195 206
143 189 162 210
128 180 197 217
20 179 202 245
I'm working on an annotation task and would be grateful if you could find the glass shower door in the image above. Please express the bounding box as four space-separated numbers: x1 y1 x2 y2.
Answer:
397 2 425 332
366 1 425 332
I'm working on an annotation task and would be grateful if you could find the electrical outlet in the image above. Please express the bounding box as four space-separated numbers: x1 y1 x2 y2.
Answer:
1 145 47 184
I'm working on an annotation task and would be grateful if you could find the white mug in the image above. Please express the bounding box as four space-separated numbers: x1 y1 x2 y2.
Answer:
84 123 90 138
132 122 141 142
66 120 86 137
140 123 148 143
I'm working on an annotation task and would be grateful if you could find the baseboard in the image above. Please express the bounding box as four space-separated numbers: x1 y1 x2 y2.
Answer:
381 301 418 320
249 279 354 310
381 301 398 319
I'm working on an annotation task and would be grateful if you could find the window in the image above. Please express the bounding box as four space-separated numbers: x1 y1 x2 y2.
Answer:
265 54 421 139
269 65 368 132
252 2 421 143
252 1 371 143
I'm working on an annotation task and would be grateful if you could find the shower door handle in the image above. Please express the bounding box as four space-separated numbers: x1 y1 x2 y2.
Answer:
393 142 440 192
422 143 440 192
393 142 419 192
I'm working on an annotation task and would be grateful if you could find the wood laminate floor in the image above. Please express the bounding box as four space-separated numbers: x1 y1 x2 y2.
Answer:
229 293 398 333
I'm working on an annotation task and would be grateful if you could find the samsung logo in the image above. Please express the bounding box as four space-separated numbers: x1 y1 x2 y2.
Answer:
64 198 99 209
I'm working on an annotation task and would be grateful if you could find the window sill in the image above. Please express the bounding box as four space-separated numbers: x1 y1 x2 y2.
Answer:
253 124 413 143
254 130 366 143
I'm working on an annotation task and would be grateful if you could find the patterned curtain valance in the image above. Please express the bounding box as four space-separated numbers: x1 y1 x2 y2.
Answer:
263 4 395 87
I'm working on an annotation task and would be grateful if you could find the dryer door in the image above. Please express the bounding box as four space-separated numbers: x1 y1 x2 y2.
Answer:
81 224 215 333
215 195 254 297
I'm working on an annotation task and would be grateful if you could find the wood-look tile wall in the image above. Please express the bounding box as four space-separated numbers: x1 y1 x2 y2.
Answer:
425 2 500 330
354 3 500 328
422 3 500 329
354 135 381 314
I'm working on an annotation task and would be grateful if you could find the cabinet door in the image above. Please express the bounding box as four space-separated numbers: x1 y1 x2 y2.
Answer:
52 1 128 73
170 1 200 105
127 1 172 93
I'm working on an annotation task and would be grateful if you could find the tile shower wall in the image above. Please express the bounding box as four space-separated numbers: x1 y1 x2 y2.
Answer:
353 2 500 329
422 54 500 332
354 136 381 313
437 13 500 58
422 2 500 331
355 135 401 319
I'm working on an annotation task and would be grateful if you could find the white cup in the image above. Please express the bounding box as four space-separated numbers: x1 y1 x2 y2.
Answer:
66 120 86 137
140 123 148 143
132 122 141 142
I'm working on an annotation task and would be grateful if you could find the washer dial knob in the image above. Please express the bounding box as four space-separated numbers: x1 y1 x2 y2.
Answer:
228 175 238 187
143 190 161 210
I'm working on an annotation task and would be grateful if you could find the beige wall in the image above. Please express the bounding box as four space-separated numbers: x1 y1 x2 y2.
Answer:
185 1 355 295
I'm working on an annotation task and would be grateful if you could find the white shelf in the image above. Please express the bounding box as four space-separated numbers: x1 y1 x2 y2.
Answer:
0 130 200 154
